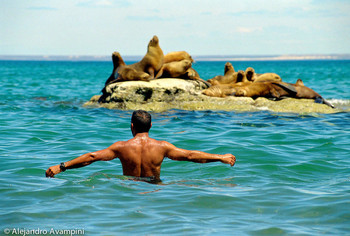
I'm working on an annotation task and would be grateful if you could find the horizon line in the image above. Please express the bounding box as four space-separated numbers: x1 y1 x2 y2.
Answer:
1 54 350 62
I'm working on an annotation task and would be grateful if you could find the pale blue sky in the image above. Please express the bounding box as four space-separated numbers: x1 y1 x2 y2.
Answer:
1 0 349 56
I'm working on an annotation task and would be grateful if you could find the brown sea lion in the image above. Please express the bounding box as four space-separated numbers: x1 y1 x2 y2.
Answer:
207 62 235 85
234 70 248 83
234 79 334 108
114 66 152 82
275 79 334 108
104 52 126 86
184 67 200 80
202 84 236 97
254 73 282 83
160 60 192 78
128 35 164 80
179 67 211 88
245 67 258 82
164 51 194 63
234 82 288 99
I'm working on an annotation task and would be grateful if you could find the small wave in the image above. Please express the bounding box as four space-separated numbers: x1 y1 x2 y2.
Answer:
327 99 350 111
328 99 350 105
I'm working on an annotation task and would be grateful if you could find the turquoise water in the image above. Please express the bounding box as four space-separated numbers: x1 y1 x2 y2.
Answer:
0 60 349 235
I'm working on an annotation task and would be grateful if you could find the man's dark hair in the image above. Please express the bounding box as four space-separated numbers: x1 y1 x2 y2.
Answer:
131 110 152 133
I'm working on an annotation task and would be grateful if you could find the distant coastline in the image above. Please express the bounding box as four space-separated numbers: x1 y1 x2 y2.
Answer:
1 54 350 62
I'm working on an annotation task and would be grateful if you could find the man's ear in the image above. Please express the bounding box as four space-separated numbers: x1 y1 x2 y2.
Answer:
150 123 152 129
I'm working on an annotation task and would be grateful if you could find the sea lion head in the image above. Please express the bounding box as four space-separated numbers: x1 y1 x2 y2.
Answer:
111 52 125 69
295 79 304 86
224 62 234 74
245 67 255 81
236 70 246 83
149 35 159 47
182 59 192 70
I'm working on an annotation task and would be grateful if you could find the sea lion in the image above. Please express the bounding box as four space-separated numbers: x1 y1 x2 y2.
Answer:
104 52 126 86
254 73 282 83
98 65 152 103
183 67 200 80
113 66 152 82
160 60 192 78
207 62 235 85
179 67 211 88
234 79 334 108
274 79 334 108
164 51 194 63
202 84 236 97
245 67 258 82
234 82 289 99
128 35 164 80
234 70 248 83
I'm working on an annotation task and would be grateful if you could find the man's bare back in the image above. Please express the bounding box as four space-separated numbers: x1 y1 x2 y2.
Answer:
45 110 235 180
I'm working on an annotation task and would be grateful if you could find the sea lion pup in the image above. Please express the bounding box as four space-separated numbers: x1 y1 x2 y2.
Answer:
128 35 164 80
160 59 192 78
103 52 126 86
207 62 235 85
274 79 334 108
202 84 236 97
164 51 194 63
245 67 258 82
254 73 282 83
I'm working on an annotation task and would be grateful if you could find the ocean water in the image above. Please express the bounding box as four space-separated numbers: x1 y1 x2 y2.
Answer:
0 60 349 235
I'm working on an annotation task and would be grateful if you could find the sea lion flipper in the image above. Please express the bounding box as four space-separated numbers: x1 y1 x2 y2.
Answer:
273 82 297 96
154 67 164 79
315 96 335 108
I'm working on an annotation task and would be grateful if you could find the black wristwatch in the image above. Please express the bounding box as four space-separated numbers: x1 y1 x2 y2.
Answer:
60 162 67 172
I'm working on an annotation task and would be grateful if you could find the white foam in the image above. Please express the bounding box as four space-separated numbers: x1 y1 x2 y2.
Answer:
328 99 350 105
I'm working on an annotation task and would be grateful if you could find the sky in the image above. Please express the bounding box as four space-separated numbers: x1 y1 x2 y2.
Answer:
1 0 350 56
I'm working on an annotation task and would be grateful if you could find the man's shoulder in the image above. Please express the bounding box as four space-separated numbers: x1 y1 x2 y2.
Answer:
145 137 172 148
108 140 127 149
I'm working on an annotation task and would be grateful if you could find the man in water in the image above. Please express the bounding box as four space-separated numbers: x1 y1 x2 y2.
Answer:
46 110 236 181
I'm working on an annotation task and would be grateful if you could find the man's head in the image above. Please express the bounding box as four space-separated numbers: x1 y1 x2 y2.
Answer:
131 110 152 135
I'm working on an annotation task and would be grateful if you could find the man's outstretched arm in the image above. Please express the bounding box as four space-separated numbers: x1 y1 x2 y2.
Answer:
45 143 121 178
164 142 236 166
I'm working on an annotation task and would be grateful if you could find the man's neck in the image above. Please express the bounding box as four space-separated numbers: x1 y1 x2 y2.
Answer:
133 132 149 138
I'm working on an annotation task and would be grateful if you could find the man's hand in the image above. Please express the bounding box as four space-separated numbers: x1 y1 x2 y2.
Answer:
220 154 236 166
45 165 61 178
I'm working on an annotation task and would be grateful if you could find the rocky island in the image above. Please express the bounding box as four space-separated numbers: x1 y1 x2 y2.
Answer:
85 35 339 114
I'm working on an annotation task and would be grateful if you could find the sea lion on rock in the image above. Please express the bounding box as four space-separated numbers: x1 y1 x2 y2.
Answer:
208 62 235 85
127 35 164 80
202 84 236 97
274 79 334 108
254 73 282 83
164 51 194 63
245 67 258 82
179 67 211 88
234 82 289 99
234 79 334 108
104 52 126 86
183 67 200 80
113 66 152 82
235 70 248 83
160 60 192 78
